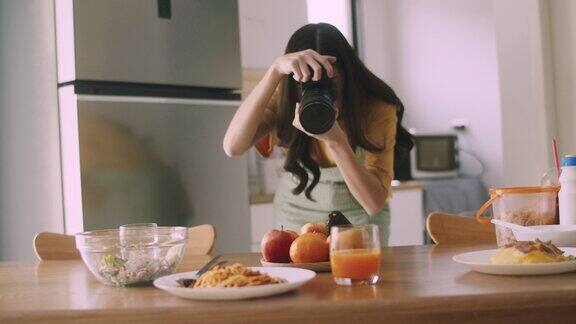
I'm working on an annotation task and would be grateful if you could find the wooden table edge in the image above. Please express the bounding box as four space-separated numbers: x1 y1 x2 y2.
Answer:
3 289 576 323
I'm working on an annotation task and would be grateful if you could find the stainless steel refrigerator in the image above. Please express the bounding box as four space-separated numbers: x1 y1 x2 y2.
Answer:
55 0 250 253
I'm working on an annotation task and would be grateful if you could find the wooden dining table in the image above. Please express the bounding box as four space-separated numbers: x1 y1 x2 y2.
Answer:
2 244 576 323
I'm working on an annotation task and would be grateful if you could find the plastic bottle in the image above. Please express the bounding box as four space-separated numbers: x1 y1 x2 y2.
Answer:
559 155 576 225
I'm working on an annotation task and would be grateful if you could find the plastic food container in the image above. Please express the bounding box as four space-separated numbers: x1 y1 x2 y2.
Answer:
75 223 187 286
476 186 559 247
512 224 576 247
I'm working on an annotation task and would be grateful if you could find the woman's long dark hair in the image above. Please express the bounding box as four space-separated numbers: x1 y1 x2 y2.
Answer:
276 23 413 200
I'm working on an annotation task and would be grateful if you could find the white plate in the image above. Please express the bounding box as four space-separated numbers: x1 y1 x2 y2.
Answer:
453 248 576 275
153 267 316 300
260 259 331 272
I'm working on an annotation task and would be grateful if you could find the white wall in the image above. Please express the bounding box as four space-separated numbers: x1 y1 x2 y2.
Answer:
0 1 64 260
358 0 505 186
493 0 555 186
238 0 308 69
358 0 558 187
307 0 353 44
549 0 576 156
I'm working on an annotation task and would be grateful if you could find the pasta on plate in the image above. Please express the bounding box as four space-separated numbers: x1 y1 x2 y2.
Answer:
191 263 286 288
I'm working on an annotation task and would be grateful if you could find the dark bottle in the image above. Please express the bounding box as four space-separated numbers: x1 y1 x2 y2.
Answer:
326 211 352 236
299 69 336 135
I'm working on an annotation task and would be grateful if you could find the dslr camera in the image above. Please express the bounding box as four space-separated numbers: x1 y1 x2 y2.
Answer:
299 69 336 135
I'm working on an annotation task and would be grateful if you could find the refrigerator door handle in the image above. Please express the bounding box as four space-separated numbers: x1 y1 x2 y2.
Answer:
76 94 241 107
157 0 171 19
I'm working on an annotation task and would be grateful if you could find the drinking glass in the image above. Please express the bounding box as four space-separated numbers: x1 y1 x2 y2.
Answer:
119 223 159 259
330 224 381 286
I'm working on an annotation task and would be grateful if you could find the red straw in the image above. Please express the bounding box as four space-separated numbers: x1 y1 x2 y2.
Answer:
553 138 561 178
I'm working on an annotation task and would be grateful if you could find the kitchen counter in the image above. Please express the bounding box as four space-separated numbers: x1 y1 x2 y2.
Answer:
3 244 576 323
250 180 424 204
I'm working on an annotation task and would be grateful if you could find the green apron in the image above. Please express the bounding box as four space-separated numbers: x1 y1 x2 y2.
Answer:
273 149 390 247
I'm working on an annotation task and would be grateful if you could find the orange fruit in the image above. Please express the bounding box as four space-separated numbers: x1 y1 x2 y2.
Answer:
289 233 329 263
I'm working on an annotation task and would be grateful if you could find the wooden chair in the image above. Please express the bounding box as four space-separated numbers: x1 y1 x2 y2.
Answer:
34 224 216 261
426 212 496 245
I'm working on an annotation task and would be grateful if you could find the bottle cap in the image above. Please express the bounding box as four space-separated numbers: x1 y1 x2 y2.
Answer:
563 155 576 166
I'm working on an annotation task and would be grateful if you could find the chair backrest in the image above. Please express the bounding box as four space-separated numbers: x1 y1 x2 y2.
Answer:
33 232 81 260
186 224 216 256
426 212 496 245
34 224 216 261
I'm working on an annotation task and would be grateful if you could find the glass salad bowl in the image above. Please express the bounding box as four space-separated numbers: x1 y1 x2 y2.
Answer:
75 223 187 287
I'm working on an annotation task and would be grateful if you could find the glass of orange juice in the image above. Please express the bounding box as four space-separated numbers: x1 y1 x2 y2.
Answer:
330 224 381 286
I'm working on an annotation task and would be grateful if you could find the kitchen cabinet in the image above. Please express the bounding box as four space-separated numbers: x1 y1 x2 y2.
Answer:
388 183 425 246
250 203 276 252
250 181 424 251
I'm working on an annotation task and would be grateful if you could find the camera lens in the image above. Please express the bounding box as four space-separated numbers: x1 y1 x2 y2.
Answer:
299 76 335 135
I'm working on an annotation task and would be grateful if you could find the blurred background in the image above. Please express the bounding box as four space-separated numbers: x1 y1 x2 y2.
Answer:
1 0 574 260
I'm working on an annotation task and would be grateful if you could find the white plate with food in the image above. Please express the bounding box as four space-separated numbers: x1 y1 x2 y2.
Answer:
153 263 316 300
453 240 576 275
260 259 331 272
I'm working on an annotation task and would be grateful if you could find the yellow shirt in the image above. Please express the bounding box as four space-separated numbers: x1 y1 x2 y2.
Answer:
256 102 397 198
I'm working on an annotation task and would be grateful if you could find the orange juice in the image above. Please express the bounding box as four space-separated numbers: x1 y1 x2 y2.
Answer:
330 249 381 279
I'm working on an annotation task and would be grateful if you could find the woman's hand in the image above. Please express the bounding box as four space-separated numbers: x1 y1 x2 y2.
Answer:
273 49 337 82
292 103 348 146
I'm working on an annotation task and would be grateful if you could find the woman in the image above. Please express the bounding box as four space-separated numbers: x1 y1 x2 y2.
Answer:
223 23 412 246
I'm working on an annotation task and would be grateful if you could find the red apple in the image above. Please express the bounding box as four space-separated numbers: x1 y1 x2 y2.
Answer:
285 229 299 240
261 227 297 263
300 222 326 235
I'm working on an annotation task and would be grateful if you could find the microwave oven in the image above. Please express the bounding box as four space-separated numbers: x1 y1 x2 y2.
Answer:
407 134 460 179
